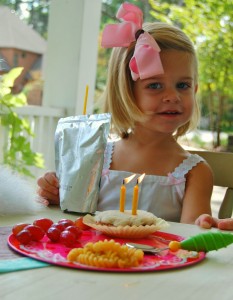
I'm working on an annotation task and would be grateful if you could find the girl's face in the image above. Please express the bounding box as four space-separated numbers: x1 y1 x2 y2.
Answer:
133 49 198 134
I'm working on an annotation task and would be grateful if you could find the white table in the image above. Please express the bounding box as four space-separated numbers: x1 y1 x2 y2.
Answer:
1 207 233 300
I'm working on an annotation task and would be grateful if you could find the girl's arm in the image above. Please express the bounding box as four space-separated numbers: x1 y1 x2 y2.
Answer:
180 161 213 224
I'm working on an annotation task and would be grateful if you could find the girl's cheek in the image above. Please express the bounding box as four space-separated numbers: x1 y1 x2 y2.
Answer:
144 111 155 115
140 101 158 113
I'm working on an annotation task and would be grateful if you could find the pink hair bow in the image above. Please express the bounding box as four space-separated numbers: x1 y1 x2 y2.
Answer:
101 2 164 81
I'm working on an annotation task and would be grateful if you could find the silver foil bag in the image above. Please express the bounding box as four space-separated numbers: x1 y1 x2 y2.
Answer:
55 113 111 213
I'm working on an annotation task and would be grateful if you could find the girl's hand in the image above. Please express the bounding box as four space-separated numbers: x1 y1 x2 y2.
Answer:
37 172 60 205
195 214 233 231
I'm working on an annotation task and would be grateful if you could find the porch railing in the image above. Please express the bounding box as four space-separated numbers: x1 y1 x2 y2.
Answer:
0 105 66 178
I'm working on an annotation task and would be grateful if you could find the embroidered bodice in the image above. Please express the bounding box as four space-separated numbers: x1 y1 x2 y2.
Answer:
98 142 204 222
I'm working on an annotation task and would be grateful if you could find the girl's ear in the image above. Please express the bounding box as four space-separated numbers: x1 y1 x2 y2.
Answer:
195 84 198 93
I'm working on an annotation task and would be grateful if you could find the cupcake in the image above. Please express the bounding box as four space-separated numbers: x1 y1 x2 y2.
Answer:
83 210 169 239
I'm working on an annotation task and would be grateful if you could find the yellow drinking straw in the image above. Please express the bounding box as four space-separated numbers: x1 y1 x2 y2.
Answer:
83 85 89 115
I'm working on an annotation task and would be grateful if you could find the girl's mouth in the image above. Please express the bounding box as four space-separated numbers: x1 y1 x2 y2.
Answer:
158 110 181 115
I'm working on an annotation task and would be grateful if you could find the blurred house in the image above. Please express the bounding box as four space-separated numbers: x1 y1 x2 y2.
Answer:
0 6 46 105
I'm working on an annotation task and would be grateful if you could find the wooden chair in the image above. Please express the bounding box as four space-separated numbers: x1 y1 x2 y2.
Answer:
190 150 233 218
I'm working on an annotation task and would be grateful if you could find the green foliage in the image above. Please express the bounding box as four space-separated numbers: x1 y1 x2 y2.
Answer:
0 67 44 177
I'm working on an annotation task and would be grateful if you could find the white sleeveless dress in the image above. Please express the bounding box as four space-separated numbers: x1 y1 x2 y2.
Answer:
97 142 204 222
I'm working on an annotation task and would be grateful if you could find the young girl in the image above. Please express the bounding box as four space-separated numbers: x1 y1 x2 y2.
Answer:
37 2 213 225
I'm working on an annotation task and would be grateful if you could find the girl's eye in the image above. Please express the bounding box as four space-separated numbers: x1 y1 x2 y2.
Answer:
147 82 162 89
177 82 191 89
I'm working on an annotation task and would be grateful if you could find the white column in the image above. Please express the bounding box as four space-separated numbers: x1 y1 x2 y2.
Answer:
42 0 102 116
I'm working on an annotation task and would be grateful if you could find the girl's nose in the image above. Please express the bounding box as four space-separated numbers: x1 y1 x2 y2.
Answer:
162 90 180 103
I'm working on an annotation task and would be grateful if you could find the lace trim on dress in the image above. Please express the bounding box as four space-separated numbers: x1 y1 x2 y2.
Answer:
102 141 114 178
172 154 204 179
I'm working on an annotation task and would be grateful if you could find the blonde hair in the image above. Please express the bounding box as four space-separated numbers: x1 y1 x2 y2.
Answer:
102 22 199 139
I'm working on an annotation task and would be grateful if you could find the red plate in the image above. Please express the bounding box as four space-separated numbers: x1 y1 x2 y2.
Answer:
8 230 205 272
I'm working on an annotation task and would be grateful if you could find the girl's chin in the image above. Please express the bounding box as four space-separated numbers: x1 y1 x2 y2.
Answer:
135 124 177 134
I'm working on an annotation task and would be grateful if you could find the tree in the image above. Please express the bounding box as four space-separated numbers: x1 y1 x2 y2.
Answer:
0 0 49 38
